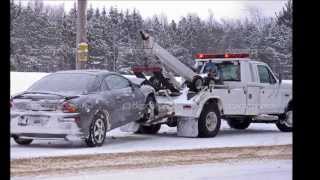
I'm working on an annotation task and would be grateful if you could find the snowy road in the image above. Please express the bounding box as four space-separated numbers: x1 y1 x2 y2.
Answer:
12 158 292 180
11 121 292 159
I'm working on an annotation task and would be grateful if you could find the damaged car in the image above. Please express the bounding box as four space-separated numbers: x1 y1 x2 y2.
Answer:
10 70 156 147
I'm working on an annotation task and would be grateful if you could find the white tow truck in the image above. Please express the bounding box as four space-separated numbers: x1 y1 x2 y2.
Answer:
123 31 292 137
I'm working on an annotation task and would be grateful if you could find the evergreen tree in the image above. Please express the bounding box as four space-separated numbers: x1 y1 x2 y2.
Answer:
10 1 292 78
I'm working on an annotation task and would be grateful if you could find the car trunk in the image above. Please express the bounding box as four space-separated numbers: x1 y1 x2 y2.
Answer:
11 93 77 112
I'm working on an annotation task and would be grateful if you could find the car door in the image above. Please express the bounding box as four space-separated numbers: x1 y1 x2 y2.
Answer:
256 64 280 114
104 74 136 127
129 83 146 120
99 76 124 129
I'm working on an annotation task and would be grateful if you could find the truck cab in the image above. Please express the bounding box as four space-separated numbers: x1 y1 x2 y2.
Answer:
154 53 293 136
194 53 292 118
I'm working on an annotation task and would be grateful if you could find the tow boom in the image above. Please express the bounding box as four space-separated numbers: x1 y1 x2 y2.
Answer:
139 31 203 92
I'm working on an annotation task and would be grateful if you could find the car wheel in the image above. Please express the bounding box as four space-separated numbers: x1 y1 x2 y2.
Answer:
276 109 292 132
141 95 157 122
227 118 251 130
136 124 161 134
85 112 107 147
13 136 33 145
198 102 221 137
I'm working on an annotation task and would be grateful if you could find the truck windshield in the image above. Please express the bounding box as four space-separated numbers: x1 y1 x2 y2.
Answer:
202 61 240 81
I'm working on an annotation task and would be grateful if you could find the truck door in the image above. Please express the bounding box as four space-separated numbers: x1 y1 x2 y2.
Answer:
246 84 260 115
256 64 280 114
213 61 246 115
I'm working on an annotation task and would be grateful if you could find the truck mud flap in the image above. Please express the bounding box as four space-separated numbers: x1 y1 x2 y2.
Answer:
177 117 198 137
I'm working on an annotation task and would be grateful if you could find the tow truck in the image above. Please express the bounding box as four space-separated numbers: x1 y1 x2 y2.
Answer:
122 31 292 137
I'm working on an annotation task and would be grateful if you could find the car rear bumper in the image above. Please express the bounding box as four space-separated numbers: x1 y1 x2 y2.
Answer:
10 111 85 141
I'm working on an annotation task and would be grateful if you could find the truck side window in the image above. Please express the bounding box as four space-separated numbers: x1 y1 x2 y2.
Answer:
268 69 277 84
257 65 277 84
218 62 241 81
257 65 271 83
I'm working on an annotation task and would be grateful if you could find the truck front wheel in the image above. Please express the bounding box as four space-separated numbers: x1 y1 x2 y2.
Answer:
276 109 292 132
198 102 221 137
227 118 251 130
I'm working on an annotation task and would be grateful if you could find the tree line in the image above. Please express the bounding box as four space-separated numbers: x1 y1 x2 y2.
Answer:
10 0 292 79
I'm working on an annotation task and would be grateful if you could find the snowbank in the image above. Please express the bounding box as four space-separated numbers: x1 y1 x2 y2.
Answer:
10 72 49 96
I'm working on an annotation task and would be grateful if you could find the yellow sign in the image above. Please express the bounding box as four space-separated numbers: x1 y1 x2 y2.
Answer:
77 42 88 62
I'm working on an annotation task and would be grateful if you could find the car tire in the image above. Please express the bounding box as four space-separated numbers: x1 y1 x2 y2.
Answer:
13 136 33 145
136 124 161 134
227 118 251 130
85 112 107 147
198 102 221 137
276 108 292 132
140 95 157 122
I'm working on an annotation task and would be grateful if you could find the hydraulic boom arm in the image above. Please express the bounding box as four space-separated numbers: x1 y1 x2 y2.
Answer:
140 31 203 92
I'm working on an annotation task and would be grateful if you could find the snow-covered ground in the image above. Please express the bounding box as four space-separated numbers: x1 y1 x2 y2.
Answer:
11 122 292 159
10 72 292 160
10 72 49 96
12 159 292 180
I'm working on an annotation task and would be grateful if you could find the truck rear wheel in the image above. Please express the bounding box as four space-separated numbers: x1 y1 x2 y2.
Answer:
227 118 251 130
276 109 292 132
198 102 221 137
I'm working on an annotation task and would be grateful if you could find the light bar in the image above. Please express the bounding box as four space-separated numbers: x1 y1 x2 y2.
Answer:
195 53 249 59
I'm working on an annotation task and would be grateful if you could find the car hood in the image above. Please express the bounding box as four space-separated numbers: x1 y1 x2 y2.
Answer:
123 75 146 85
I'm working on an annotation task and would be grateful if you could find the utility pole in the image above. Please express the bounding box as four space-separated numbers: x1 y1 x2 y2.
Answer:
76 0 88 69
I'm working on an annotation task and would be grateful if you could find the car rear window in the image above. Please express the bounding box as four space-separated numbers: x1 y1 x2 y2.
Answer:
28 73 96 94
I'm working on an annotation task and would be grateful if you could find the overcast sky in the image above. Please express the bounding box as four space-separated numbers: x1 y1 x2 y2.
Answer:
17 0 287 21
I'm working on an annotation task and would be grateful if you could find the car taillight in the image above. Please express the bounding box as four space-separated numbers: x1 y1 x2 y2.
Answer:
61 102 77 113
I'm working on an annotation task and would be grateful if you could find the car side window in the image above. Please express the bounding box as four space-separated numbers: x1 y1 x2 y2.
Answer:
88 77 101 92
257 65 271 84
105 75 130 90
100 78 109 91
